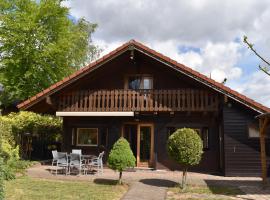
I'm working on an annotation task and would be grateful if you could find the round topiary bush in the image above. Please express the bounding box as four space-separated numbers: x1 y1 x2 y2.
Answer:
108 137 136 184
167 128 203 188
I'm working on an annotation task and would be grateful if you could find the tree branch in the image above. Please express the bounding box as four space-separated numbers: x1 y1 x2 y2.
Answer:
243 36 270 76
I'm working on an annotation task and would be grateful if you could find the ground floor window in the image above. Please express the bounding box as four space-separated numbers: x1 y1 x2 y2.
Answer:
76 128 98 146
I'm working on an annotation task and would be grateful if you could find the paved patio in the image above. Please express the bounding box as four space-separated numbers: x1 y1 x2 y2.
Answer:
26 164 270 200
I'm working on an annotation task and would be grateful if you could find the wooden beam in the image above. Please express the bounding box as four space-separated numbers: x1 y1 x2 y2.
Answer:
259 117 269 185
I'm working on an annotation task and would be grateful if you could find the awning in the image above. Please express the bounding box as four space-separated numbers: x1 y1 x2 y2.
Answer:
55 111 134 117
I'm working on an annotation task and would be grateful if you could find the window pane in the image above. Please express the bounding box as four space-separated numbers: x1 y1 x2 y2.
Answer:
248 123 260 138
77 128 98 146
128 76 141 89
143 77 152 89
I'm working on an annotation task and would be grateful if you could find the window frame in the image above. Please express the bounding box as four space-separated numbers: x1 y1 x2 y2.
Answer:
247 121 269 139
76 128 99 146
125 74 153 90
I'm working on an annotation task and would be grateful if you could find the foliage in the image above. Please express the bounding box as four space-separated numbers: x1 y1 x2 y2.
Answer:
0 154 4 200
108 137 136 184
167 128 203 189
1 111 62 142
0 111 62 180
0 0 100 106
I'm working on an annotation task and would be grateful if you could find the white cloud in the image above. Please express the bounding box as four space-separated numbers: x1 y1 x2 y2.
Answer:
229 72 270 106
63 0 270 106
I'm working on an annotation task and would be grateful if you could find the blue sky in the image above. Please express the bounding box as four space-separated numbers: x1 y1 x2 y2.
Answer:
64 0 270 106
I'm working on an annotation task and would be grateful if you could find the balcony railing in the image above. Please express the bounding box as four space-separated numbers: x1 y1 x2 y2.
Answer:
57 89 219 112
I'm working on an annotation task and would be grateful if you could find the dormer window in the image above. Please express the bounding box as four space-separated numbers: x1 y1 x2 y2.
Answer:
126 75 153 90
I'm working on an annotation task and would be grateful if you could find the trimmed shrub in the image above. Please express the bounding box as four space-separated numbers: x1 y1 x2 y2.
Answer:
167 128 203 189
108 137 136 184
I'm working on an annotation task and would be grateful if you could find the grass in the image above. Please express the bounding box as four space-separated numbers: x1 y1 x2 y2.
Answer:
167 184 244 200
170 184 243 195
5 176 128 200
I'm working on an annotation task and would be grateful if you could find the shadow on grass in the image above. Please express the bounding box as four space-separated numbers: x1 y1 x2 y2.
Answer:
94 178 118 185
139 178 177 187
205 179 270 195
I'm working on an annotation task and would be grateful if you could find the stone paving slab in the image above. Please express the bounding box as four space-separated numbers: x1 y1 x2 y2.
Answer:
121 182 166 200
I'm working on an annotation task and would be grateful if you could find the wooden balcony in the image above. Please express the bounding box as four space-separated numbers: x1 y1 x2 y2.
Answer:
57 89 219 112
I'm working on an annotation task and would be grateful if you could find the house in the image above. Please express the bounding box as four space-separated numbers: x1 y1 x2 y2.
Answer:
18 40 270 177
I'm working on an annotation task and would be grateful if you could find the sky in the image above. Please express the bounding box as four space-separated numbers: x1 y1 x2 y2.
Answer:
64 0 270 107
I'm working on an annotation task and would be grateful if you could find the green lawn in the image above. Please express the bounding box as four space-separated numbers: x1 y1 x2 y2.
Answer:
5 176 127 200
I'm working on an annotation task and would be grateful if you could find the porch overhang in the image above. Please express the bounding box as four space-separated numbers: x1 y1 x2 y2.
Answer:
55 111 134 117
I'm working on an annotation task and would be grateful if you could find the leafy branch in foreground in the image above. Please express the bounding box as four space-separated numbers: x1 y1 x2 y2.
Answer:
243 36 270 76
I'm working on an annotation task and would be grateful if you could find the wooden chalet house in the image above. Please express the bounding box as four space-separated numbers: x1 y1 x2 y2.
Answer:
18 40 270 176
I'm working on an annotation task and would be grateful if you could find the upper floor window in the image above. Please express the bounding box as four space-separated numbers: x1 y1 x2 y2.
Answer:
126 75 153 90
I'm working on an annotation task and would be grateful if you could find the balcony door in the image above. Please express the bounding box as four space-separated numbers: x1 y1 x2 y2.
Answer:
122 123 154 168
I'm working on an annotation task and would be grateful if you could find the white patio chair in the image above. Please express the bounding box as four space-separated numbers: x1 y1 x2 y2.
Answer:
51 150 58 167
72 149 82 155
88 151 104 175
56 152 69 175
69 153 86 175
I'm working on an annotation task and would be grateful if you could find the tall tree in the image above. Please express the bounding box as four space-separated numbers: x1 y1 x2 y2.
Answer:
0 0 99 106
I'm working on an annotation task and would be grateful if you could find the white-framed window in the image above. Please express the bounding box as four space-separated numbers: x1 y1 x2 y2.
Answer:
248 123 260 138
76 128 98 146
126 75 153 90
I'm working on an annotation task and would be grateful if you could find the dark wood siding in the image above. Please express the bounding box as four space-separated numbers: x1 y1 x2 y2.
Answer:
223 101 270 177
61 113 221 173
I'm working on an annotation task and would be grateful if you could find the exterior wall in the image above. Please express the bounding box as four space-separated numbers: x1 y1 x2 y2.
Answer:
62 113 221 173
154 114 221 173
223 100 270 177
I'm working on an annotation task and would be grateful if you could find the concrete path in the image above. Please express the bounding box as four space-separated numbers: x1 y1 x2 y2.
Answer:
121 181 167 200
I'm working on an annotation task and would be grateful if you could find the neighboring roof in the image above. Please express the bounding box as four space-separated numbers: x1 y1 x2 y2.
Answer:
17 40 270 113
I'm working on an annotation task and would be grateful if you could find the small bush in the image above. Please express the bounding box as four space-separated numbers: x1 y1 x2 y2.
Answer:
0 159 4 200
167 128 203 189
108 137 136 184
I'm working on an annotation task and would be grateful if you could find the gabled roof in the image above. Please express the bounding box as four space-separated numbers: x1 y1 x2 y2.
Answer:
17 40 270 113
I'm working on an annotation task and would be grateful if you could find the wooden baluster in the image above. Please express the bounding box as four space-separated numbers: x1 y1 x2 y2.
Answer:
186 89 190 111
119 90 123 111
140 90 144 111
132 90 136 111
89 91 93 111
123 90 127 111
171 90 175 111
100 90 104 111
158 90 163 111
110 90 114 111
149 90 153 111
83 91 87 111
168 90 172 111
114 90 118 111
105 90 108 111
177 90 180 111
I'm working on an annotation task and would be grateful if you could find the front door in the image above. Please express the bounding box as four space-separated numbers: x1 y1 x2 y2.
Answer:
122 123 154 168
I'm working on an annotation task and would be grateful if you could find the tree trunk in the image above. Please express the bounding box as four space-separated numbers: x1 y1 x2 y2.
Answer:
181 167 188 190
119 171 123 184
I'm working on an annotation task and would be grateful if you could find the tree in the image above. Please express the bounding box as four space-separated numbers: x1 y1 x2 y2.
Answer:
167 128 203 189
243 36 270 76
108 137 136 184
0 0 100 107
